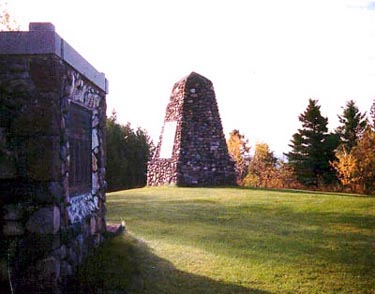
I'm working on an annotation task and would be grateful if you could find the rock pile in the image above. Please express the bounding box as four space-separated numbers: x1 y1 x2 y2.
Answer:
147 72 236 186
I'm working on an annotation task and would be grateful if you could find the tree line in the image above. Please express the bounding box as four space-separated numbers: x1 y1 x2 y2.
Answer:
228 99 375 195
105 111 153 192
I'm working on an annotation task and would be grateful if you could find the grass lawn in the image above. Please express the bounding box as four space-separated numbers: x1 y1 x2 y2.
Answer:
77 187 375 294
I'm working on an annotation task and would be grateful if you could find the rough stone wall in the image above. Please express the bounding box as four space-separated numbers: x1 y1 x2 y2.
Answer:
147 72 236 186
0 24 107 293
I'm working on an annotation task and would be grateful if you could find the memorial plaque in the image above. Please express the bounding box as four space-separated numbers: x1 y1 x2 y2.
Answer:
159 121 177 158
67 103 92 196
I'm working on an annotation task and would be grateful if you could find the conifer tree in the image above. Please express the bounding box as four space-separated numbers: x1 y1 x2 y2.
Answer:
336 100 367 152
106 111 153 191
285 99 339 187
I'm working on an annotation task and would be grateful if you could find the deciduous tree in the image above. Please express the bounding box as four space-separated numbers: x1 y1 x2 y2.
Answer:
0 1 19 31
331 147 358 191
332 127 375 194
370 99 375 129
244 143 277 188
227 129 251 184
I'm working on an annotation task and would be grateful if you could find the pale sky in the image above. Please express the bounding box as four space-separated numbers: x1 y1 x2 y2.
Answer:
7 0 375 156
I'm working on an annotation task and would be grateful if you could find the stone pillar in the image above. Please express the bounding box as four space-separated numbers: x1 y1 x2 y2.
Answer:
0 23 108 292
147 72 236 186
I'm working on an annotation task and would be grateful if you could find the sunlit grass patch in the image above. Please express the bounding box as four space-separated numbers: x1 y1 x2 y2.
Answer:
78 187 375 293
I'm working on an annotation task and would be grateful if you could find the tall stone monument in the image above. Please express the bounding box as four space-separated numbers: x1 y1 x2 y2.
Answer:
0 23 108 292
147 72 236 186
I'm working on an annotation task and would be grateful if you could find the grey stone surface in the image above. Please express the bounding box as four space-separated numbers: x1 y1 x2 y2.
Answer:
0 22 108 93
29 22 55 31
26 206 60 234
3 221 25 235
148 72 236 186
4 204 24 221
36 256 60 284
0 26 107 292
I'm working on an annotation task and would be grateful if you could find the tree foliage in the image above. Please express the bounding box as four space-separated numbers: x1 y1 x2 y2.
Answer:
106 111 153 192
285 99 339 187
336 100 367 152
371 99 375 129
244 143 276 188
0 1 19 31
332 127 375 194
227 129 251 184
242 143 300 189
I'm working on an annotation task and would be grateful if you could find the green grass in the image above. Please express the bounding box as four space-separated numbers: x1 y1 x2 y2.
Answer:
77 187 375 293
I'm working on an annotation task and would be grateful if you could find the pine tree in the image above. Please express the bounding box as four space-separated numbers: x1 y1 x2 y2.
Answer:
336 100 367 152
285 99 339 187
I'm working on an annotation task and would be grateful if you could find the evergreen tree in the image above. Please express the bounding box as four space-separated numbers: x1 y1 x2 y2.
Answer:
106 111 153 191
285 99 339 187
336 100 367 152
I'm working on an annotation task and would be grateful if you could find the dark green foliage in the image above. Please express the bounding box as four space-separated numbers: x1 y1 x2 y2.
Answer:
106 112 153 192
285 99 339 187
336 100 367 152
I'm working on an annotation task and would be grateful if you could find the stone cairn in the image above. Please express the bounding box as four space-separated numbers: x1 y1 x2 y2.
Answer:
147 72 236 186
0 23 108 292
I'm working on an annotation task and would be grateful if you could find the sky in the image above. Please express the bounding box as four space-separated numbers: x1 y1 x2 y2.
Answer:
6 0 375 156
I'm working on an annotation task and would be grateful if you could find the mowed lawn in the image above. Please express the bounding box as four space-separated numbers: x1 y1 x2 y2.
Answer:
78 187 375 294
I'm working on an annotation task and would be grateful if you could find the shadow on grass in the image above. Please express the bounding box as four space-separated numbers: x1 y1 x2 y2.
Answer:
67 233 271 294
107 196 375 279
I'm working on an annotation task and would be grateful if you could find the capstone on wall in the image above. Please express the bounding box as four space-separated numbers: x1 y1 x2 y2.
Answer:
147 72 236 186
0 23 107 292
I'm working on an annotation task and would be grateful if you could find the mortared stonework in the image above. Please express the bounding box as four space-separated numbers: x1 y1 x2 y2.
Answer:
147 72 236 186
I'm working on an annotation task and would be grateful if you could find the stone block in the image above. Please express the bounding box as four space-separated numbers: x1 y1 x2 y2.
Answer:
48 181 64 201
29 57 60 92
26 206 60 234
90 216 97 235
29 22 55 32
3 221 25 236
60 261 73 277
4 78 35 95
4 204 24 220
26 136 60 181
0 153 17 179
11 92 60 136
52 244 67 260
35 256 60 287
33 182 63 204
18 234 61 266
